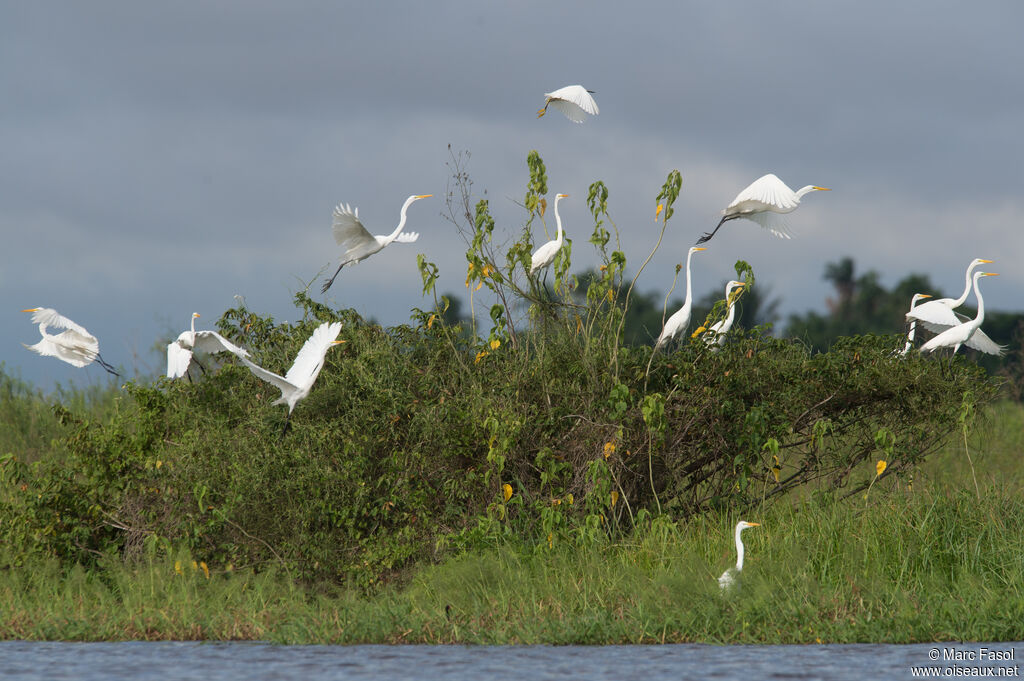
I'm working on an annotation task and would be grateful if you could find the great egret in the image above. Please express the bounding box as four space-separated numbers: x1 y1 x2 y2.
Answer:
920 272 1002 355
239 321 344 435
22 307 119 376
698 173 830 244
537 85 599 123
700 280 746 348
321 194 432 293
899 294 932 356
906 258 1002 354
655 247 707 349
529 193 569 276
718 520 760 590
167 312 250 379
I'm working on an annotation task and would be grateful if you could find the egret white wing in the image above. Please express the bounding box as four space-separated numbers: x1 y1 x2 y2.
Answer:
739 174 798 212
906 300 960 332
166 342 194 378
283 322 342 387
745 211 793 239
240 356 296 395
546 99 588 123
30 308 93 337
963 328 1006 356
331 203 375 248
393 231 419 244
546 85 599 115
191 330 250 359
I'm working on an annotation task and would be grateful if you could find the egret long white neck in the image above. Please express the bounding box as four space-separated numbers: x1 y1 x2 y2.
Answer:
553 196 565 242
954 263 983 308
385 196 418 243
724 286 740 325
683 250 696 307
794 185 817 201
971 272 988 324
735 525 746 571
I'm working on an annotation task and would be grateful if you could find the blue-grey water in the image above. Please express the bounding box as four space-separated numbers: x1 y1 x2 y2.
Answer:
0 641 1019 680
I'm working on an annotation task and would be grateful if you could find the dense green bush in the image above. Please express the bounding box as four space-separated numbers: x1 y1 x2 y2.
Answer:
0 154 1000 588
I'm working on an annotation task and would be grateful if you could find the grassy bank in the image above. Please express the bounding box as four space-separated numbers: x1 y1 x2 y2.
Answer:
2 471 1022 643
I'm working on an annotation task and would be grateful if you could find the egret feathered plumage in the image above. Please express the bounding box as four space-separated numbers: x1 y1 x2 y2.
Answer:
655 247 707 349
698 173 830 244
537 85 599 123
700 280 746 348
167 312 250 379
321 194 432 293
22 307 119 376
529 193 569 276
718 520 760 590
919 272 1001 355
899 294 932 356
906 258 1002 355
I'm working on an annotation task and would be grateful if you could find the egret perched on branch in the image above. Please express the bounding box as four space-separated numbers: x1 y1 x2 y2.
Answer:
529 193 569 276
22 307 119 376
167 312 250 379
899 294 932 356
699 280 746 348
718 520 760 590
906 258 1002 355
655 247 707 349
321 194 432 293
239 321 345 436
537 85 599 123
698 173 830 244
919 272 1002 355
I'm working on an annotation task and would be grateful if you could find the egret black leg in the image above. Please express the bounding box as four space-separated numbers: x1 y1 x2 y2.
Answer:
697 215 738 245
321 264 345 293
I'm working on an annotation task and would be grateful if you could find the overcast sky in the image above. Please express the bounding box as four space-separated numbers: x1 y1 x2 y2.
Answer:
3 2 1023 390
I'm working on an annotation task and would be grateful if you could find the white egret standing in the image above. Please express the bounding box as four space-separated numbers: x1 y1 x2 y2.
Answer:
920 272 1002 355
899 294 932 356
700 281 746 348
655 247 707 349
718 520 760 590
239 321 345 436
536 85 599 123
321 194 432 293
906 258 1002 354
167 312 250 380
22 307 119 376
529 193 569 276
698 173 830 244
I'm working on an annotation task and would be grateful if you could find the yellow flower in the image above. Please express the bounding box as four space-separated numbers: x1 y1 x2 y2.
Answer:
655 203 664 221
772 454 781 483
199 561 210 579
489 338 501 351
465 262 475 287
547 532 553 548
481 264 494 278
502 483 513 502
552 498 561 506
603 441 616 458
691 325 707 338
610 490 619 507
427 313 436 330
156 459 163 469
876 460 887 477
567 493 574 505
474 350 488 364
174 560 183 576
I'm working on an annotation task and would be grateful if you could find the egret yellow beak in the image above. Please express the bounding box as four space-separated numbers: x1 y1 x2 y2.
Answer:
332 340 347 345
21 308 40 312
747 522 761 527
918 294 932 299
694 247 707 252
557 193 569 199
415 194 433 199
982 272 999 277
813 186 831 191
979 259 994 264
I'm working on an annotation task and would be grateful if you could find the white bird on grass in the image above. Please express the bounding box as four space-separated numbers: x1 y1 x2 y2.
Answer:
22 307 119 376
167 312 250 380
698 280 746 348
698 173 830 244
906 258 1002 355
529 193 569 276
537 85 599 123
655 247 707 349
718 520 760 590
899 294 932 356
239 321 345 436
321 194 432 293
919 272 1002 355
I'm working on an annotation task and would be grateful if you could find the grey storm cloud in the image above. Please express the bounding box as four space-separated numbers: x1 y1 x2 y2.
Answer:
2 1 1023 388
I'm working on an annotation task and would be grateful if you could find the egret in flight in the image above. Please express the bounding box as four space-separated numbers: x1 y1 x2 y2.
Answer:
167 312 250 379
719 520 760 590
698 173 830 244
655 247 707 349
239 321 345 436
906 258 1002 354
699 280 746 348
919 272 1002 355
22 307 119 376
537 85 599 123
321 194 432 293
529 193 569 276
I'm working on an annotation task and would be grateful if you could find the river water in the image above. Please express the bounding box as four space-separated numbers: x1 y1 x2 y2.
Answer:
0 640 1019 680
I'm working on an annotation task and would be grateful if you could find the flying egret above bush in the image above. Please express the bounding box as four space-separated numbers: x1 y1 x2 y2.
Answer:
537 85 599 123
698 174 830 244
905 258 1002 354
239 321 345 435
321 194 432 293
655 247 707 349
21 307 119 376
899 294 932 356
167 312 250 380
529 193 569 276
719 520 760 590
919 272 1002 355
699 280 746 348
